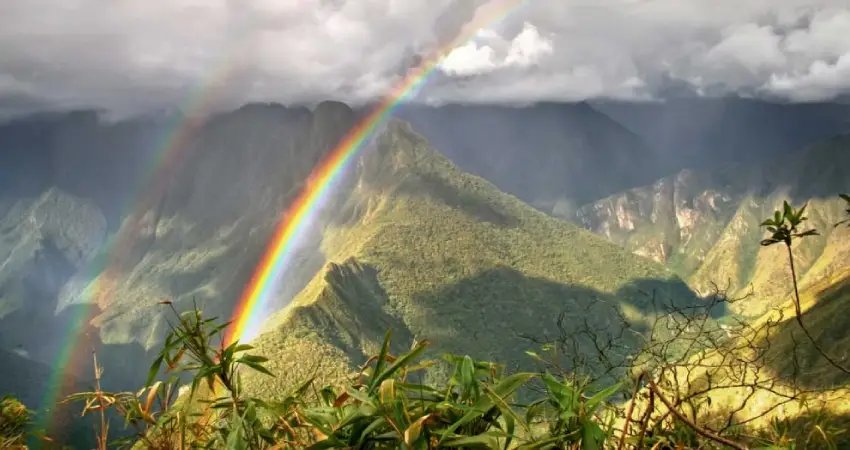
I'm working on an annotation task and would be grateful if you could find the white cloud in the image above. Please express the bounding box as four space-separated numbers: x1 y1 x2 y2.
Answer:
439 22 553 76
504 23 554 69
765 53 850 101
440 41 499 76
1 0 850 116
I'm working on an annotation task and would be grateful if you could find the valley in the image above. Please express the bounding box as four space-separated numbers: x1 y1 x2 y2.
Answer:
1 99 849 449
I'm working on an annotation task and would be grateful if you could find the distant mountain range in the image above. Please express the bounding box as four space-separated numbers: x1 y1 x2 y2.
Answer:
578 135 850 316
1 98 849 432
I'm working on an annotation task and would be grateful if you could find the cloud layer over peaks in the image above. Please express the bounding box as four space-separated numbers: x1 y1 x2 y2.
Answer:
1 0 849 117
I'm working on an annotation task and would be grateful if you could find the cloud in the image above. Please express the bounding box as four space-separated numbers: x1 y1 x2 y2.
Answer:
439 23 553 76
0 0 849 116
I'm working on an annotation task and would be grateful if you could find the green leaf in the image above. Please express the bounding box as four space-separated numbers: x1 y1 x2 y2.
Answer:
460 355 476 395
357 417 388 446
516 435 565 450
237 354 269 364
146 354 164 387
541 373 577 411
580 418 605 450
584 382 622 412
796 229 820 238
242 361 274 377
371 329 393 388
369 340 429 394
440 372 534 444
797 202 808 220
442 431 502 447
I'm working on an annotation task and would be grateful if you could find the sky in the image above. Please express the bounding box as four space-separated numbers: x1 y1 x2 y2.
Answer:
1 0 849 117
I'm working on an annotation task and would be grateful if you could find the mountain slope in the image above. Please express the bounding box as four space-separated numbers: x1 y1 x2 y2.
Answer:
0 188 107 357
592 98 850 171
577 135 850 315
62 102 356 350
242 120 697 396
393 102 661 208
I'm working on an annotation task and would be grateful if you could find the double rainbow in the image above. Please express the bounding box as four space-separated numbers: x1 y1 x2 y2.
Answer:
38 0 529 438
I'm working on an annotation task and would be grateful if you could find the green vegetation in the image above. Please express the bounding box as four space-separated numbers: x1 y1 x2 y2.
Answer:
758 200 850 376
1 396 33 447
239 120 696 399
51 303 824 449
5 117 850 448
2 193 848 449
578 135 850 316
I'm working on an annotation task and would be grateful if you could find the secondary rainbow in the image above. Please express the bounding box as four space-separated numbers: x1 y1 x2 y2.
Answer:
225 0 530 346
37 73 236 439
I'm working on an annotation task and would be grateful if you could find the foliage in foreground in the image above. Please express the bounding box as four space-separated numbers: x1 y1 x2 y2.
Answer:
4 194 849 449
57 300 835 450
1 396 32 448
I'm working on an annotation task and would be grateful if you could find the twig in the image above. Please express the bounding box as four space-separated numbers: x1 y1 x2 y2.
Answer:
617 373 645 450
646 377 748 450
785 244 850 376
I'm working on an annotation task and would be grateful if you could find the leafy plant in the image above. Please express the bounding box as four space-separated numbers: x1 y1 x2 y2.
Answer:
760 201 850 376
65 300 281 449
1 396 33 448
60 257 850 450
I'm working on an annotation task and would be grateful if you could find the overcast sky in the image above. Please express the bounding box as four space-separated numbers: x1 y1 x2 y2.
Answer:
1 0 849 117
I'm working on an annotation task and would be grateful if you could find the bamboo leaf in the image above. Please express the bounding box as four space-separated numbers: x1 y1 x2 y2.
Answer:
584 382 622 412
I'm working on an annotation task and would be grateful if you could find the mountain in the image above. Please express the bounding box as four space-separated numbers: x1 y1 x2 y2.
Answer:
0 188 107 359
68 101 357 349
0 111 169 228
592 98 850 172
393 102 662 210
238 119 698 397
577 134 850 316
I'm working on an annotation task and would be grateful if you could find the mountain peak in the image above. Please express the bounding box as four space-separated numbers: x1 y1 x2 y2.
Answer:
313 100 355 120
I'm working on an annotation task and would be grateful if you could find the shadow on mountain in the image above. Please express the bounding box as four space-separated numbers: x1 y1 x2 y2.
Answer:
762 275 850 390
406 266 709 378
397 171 520 228
286 258 414 365
755 134 850 204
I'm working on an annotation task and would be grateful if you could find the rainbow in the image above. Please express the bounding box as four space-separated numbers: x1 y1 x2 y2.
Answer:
225 0 529 346
37 74 236 439
35 0 529 439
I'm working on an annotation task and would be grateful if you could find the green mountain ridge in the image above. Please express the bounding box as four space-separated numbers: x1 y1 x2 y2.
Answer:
241 119 698 397
58 102 358 350
577 134 850 315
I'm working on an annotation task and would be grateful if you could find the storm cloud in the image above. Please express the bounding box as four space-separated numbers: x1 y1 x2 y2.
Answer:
1 0 849 117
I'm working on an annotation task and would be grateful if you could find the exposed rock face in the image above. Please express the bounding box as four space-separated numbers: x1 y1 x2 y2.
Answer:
577 135 850 316
0 188 107 359
578 168 738 269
